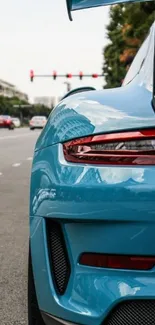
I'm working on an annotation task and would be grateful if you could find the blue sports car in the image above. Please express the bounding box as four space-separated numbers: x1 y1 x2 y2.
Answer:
28 2 155 324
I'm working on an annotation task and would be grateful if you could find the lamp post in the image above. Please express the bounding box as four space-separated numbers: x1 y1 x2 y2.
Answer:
64 81 71 92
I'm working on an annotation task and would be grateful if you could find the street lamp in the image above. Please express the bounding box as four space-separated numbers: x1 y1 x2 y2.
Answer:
63 82 71 92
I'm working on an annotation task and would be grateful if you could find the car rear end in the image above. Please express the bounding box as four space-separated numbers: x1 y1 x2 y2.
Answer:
30 123 155 325
28 14 155 325
0 115 4 127
12 118 21 127
0 115 14 129
29 116 47 130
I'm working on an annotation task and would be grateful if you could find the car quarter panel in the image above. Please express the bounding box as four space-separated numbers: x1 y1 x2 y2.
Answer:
35 81 155 152
30 71 155 323
30 143 155 323
30 143 155 254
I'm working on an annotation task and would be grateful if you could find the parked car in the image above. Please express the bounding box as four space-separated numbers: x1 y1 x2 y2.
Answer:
28 11 155 325
0 115 14 130
12 117 21 128
29 116 47 130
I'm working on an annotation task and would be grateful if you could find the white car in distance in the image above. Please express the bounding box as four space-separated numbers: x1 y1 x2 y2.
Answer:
12 117 21 128
29 116 47 130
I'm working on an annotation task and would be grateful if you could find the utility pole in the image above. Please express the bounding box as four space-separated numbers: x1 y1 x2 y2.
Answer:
64 81 71 92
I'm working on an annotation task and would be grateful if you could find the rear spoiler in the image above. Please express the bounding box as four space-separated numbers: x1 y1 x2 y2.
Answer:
66 0 153 20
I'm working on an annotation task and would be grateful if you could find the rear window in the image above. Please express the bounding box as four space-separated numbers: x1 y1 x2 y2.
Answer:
2 115 11 119
140 29 154 92
123 33 150 86
32 116 46 120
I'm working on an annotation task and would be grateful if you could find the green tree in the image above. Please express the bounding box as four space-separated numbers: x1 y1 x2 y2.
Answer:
0 96 52 125
103 2 154 89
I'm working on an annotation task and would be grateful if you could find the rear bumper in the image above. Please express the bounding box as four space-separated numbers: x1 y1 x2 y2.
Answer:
0 124 11 128
30 126 44 128
41 300 155 325
30 144 155 325
30 216 155 325
42 312 78 325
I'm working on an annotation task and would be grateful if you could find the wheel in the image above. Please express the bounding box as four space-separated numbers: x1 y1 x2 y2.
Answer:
9 124 15 130
30 128 35 131
28 245 46 325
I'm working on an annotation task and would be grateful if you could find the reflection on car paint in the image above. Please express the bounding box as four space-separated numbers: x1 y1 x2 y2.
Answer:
35 80 155 151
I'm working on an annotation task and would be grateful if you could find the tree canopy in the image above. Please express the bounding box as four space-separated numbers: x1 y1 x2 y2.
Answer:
0 96 52 124
103 2 154 88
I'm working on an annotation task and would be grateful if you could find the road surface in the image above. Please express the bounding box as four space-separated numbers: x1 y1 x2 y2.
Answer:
0 128 41 325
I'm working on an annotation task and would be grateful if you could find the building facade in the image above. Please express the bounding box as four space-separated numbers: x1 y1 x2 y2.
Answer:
0 79 28 101
34 96 57 108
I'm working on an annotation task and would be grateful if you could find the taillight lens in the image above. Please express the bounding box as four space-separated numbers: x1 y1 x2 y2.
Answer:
80 253 155 270
63 130 155 165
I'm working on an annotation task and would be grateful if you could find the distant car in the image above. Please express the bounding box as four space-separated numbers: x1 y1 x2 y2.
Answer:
12 117 21 128
0 115 14 130
29 116 47 130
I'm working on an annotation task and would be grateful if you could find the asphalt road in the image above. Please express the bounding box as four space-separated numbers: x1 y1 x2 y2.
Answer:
0 128 41 325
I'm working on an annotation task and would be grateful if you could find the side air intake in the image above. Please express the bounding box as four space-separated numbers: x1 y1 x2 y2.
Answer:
46 219 71 295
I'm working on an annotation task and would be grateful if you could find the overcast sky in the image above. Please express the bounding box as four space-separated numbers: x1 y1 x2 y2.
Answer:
0 0 109 101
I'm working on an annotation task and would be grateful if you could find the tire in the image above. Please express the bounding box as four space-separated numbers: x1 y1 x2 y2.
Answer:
28 245 46 325
9 124 14 130
30 128 35 130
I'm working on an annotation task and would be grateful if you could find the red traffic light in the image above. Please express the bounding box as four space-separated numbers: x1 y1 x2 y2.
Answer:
53 70 57 80
30 70 34 82
66 73 72 78
92 73 98 78
79 71 83 80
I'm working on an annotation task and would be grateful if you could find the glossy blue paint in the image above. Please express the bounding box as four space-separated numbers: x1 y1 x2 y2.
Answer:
30 141 155 322
30 23 155 324
35 81 155 151
30 217 155 325
35 24 154 153
30 144 155 222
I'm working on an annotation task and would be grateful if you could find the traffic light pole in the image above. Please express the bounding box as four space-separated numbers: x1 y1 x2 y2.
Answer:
30 70 103 82
64 81 71 92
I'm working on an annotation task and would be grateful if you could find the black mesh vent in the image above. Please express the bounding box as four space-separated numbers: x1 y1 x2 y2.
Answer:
46 219 71 295
105 300 155 325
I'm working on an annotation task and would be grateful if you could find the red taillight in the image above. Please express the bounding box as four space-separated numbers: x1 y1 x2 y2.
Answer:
63 130 155 165
80 253 155 270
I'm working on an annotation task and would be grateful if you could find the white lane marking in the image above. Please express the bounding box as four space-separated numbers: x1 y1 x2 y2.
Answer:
0 132 40 141
12 163 21 167
27 157 33 161
0 172 2 176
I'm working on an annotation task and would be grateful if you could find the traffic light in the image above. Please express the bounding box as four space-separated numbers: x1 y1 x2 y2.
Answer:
29 71 102 82
92 73 98 78
79 71 83 80
30 70 34 82
66 73 72 78
53 71 57 80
